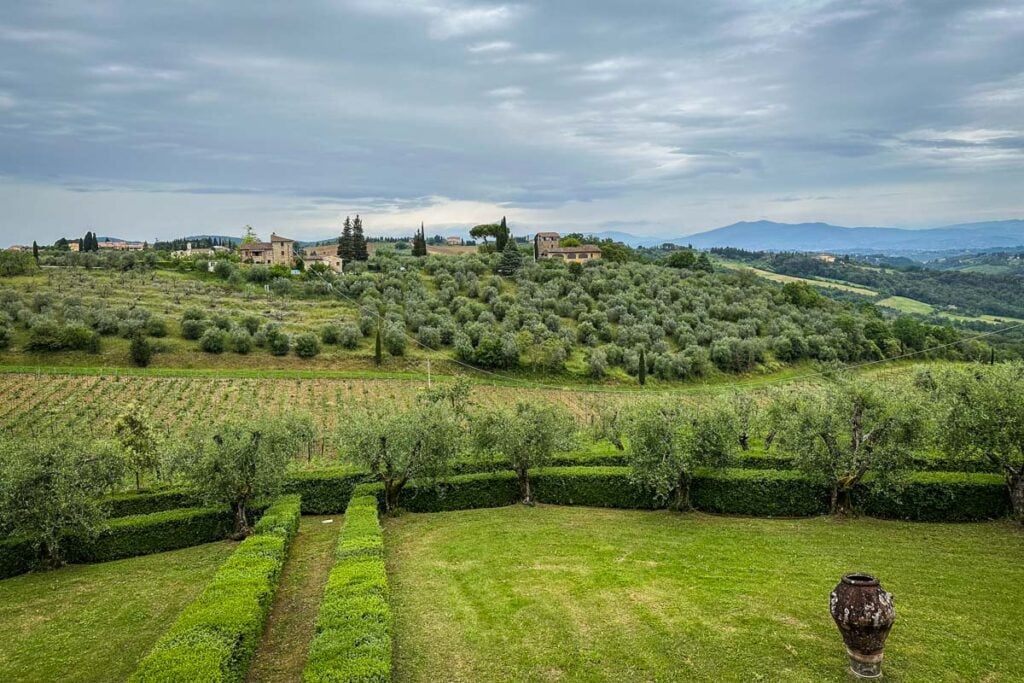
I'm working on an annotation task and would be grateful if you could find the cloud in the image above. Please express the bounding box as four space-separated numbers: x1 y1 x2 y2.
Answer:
0 0 1022 245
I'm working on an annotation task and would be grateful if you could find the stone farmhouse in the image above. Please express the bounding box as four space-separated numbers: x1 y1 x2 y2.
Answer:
533 232 602 262
240 233 295 267
98 240 145 251
446 236 464 246
302 244 344 273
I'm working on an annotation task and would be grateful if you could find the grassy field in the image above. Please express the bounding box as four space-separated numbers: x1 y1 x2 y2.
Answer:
877 295 1024 325
247 515 342 683
386 506 1024 682
0 541 236 682
716 261 879 296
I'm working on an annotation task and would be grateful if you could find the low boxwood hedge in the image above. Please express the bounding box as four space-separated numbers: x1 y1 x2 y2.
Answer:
284 467 368 515
860 472 1008 521
364 467 1009 521
304 494 390 682
66 506 235 564
130 494 301 683
103 488 198 518
0 536 36 580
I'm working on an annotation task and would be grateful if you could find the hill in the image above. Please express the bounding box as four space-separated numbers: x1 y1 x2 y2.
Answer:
676 219 1024 253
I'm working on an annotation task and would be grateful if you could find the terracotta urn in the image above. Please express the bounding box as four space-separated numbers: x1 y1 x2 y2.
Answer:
829 574 895 679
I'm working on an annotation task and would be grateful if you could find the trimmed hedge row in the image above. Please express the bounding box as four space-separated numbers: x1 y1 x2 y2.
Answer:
67 506 235 564
304 493 390 682
371 467 1008 522
284 467 368 515
103 488 198 518
130 494 302 683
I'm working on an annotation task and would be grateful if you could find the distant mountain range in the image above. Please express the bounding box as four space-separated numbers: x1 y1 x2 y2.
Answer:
583 220 1024 254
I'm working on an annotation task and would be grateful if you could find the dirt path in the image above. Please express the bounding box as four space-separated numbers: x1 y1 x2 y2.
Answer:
247 515 341 682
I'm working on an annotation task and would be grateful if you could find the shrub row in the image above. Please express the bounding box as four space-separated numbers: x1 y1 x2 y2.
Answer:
304 494 390 682
131 494 301 683
103 487 199 518
0 505 242 579
368 467 1008 522
283 466 368 515
67 506 235 564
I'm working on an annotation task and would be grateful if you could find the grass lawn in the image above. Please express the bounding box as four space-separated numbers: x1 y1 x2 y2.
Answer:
247 515 342 683
0 540 236 682
386 506 1024 682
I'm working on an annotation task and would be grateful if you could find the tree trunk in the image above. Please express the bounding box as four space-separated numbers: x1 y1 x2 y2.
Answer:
671 473 692 511
518 469 534 505
1007 470 1024 523
739 433 749 451
232 500 251 539
384 479 405 514
135 470 141 493
831 485 854 517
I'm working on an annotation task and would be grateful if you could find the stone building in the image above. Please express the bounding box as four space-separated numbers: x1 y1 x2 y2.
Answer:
240 233 295 267
533 231 602 262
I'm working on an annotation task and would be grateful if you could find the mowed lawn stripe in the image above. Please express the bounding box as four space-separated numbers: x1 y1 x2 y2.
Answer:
246 515 343 683
386 505 1024 683
0 541 236 682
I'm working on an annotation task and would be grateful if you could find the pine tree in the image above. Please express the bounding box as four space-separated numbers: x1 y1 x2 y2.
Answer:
352 215 368 261
496 216 509 252
497 235 523 275
338 217 354 261
638 348 647 386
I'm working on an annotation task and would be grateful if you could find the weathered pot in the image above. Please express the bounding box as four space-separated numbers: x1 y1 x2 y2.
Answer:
829 574 895 679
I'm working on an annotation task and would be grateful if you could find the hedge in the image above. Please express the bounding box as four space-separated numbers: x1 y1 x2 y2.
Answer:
131 494 302 683
103 488 198 518
66 506 235 564
860 472 1009 521
284 467 368 515
0 536 36 580
360 467 1009 521
304 494 390 682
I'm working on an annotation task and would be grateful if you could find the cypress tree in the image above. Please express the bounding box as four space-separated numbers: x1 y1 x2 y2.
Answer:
32 241 39 261
338 217 353 262
374 325 383 366
638 348 647 385
352 215 368 261
496 216 509 252
413 222 428 257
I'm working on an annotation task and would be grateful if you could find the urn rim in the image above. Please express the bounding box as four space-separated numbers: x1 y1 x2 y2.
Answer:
841 573 880 587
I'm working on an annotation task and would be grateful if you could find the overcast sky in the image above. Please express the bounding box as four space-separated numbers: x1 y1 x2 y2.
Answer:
1 0 1022 244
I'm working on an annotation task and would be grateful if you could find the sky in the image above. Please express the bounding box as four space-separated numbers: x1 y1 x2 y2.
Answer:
1 0 1022 245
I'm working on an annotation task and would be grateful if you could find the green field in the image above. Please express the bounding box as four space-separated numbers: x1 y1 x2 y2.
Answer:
716 260 879 296
0 541 236 682
877 295 1024 325
386 506 1024 682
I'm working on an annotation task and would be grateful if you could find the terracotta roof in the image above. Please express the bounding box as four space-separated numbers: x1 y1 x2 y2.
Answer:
270 233 294 242
535 232 560 238
241 242 272 251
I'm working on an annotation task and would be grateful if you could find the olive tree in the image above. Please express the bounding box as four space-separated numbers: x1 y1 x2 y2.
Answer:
0 434 124 567
935 363 1024 521
340 403 462 513
114 403 161 491
770 379 923 515
625 399 737 510
471 402 576 504
172 417 299 537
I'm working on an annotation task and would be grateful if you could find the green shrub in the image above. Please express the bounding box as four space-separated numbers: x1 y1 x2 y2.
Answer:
103 488 199 518
859 472 1008 521
295 332 321 358
25 320 100 352
0 324 10 349
269 331 291 356
129 334 153 367
283 467 367 514
0 536 36 580
199 327 228 353
180 318 207 340
337 322 361 349
691 468 831 517
231 328 254 354
66 506 235 564
130 495 300 683
304 495 390 683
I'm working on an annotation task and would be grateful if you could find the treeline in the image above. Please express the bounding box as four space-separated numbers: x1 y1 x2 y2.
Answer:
714 249 1024 319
